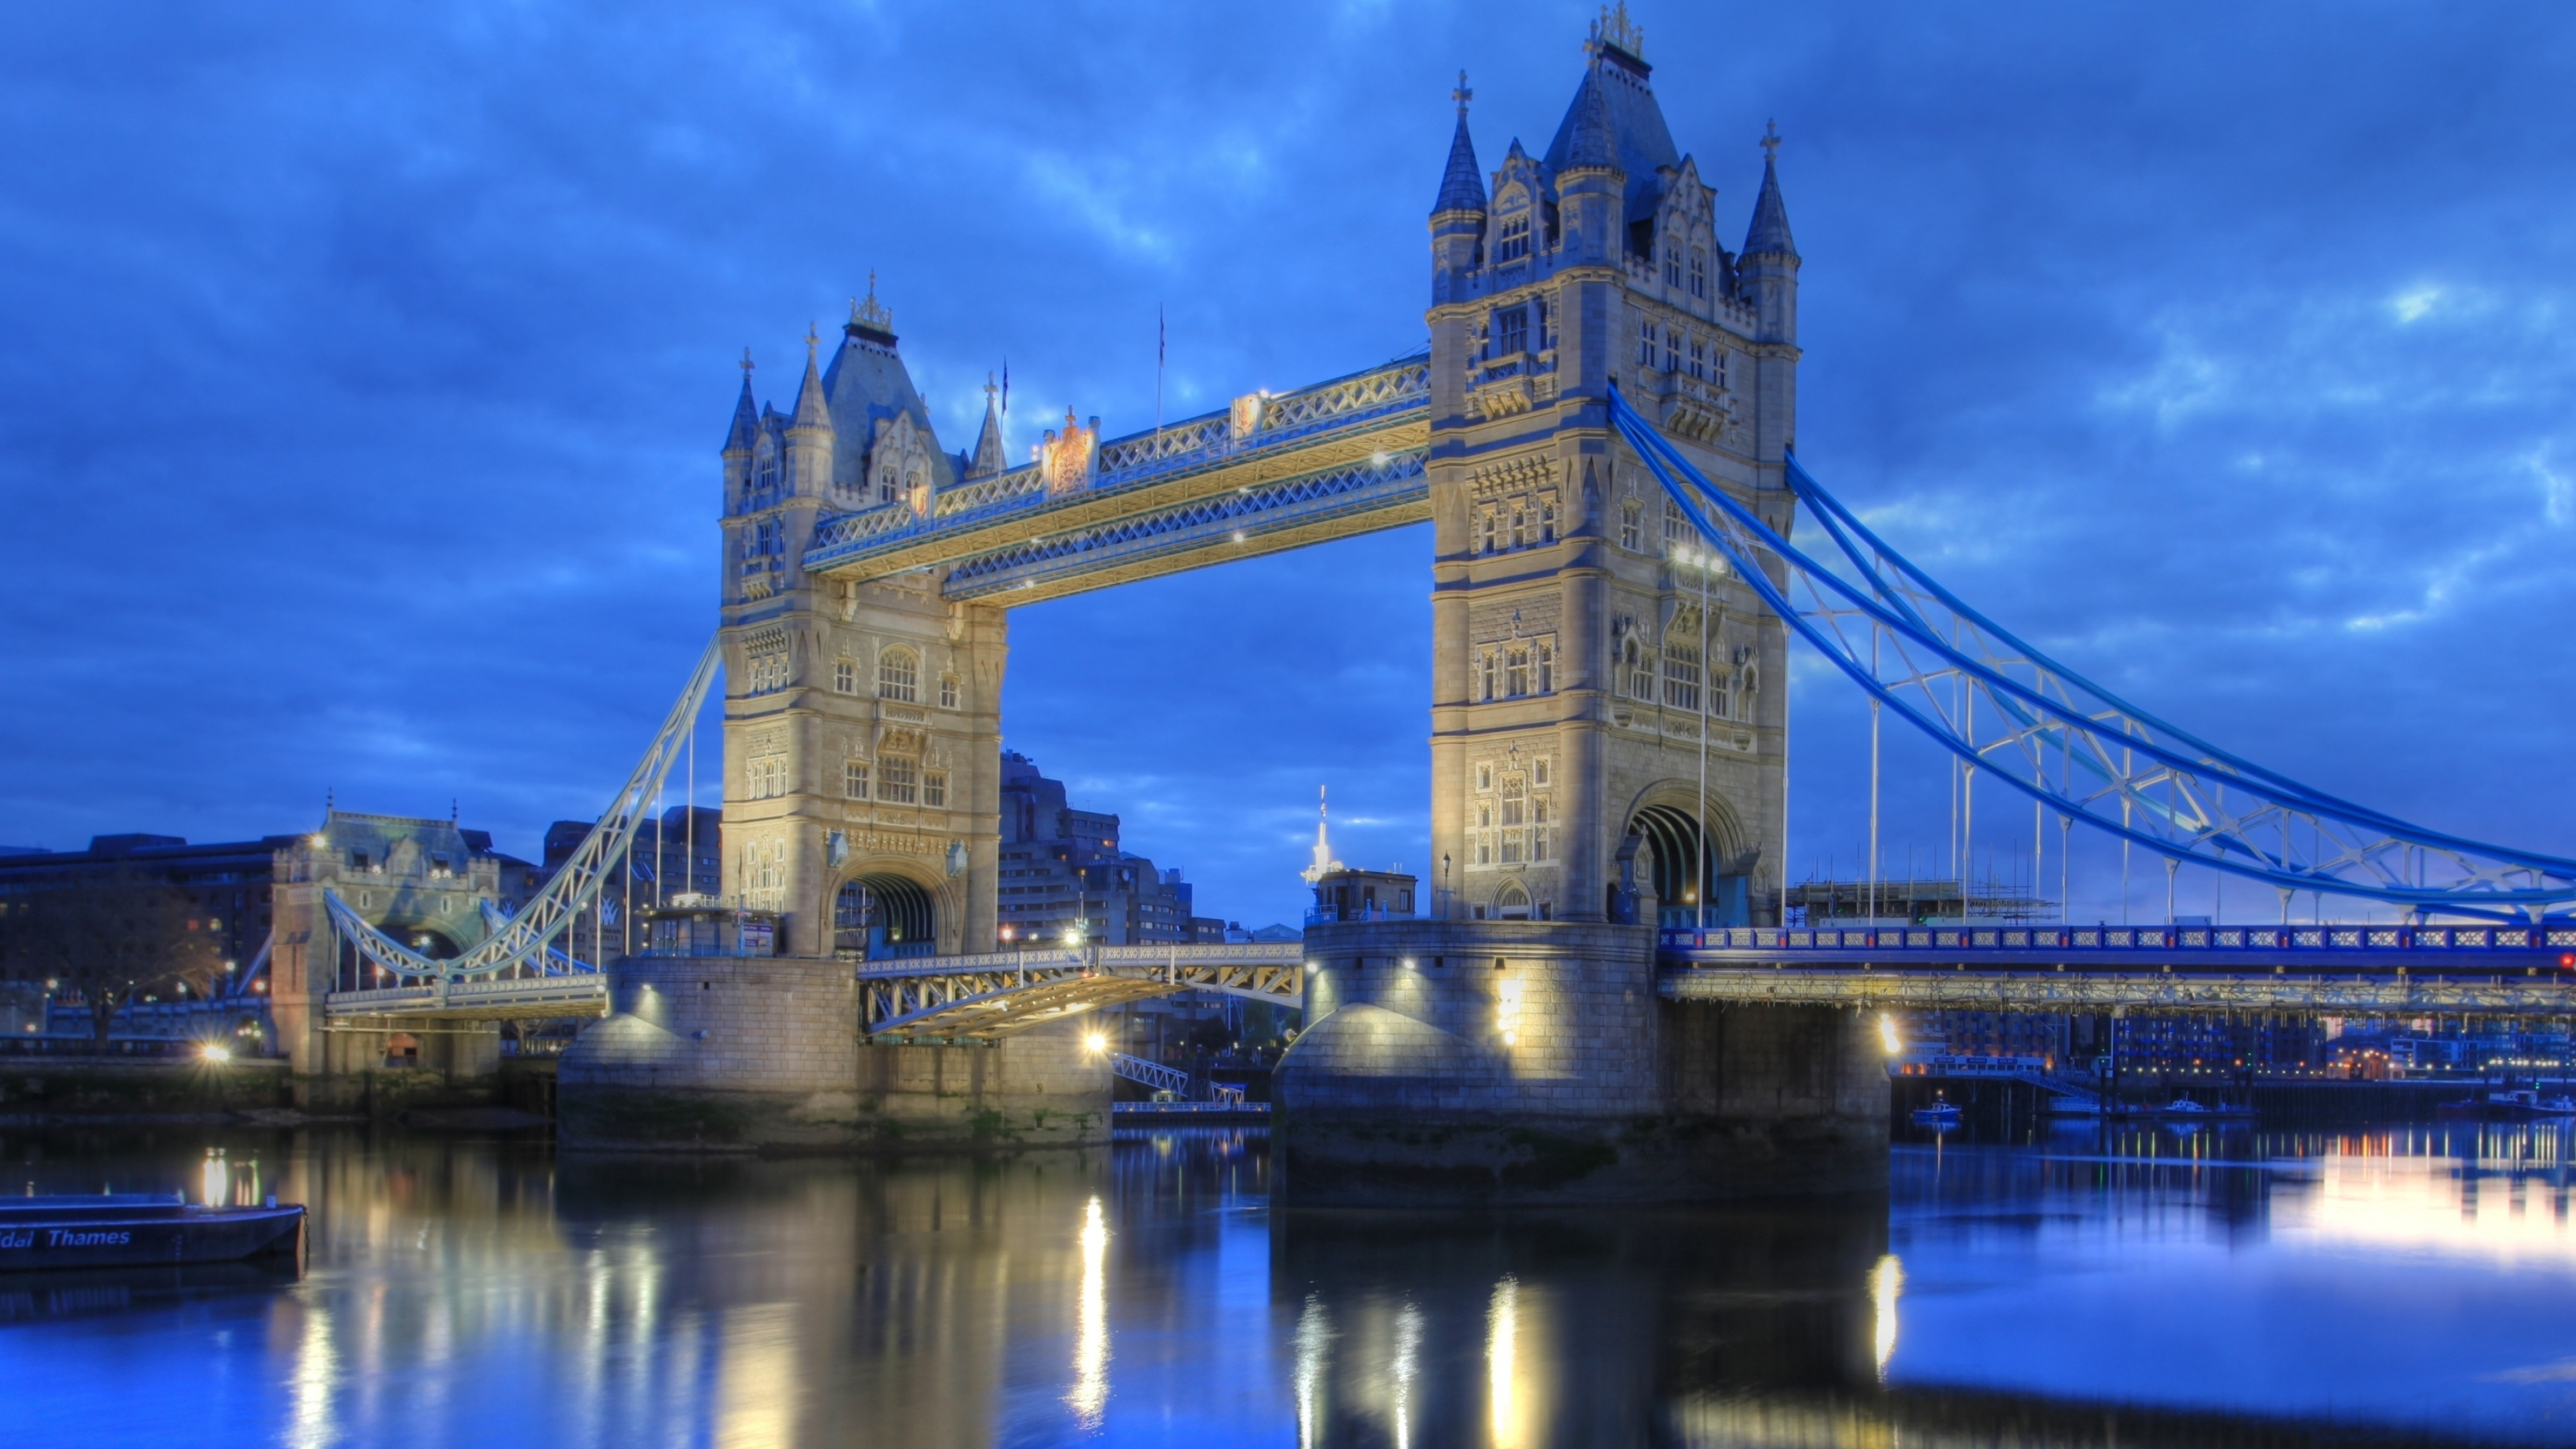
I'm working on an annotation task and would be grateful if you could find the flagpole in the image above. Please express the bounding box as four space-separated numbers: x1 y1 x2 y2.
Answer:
1153 305 1165 458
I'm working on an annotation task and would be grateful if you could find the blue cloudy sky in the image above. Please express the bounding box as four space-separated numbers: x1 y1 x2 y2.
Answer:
1 1 2569 927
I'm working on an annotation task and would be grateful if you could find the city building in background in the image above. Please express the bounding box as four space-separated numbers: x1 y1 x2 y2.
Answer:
993 751 1223 947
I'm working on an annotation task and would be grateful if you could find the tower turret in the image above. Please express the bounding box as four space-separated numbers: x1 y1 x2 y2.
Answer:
1552 66 1624 268
1739 122 1800 345
721 350 758 507
967 373 1008 478
1428 72 1487 305
786 325 835 496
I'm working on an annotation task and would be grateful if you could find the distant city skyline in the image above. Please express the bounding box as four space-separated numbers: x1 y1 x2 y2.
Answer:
1 3 2569 926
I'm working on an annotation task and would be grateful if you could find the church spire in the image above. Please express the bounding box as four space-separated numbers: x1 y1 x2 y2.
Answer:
1431 70 1487 216
1743 120 1797 258
722 348 758 453
967 372 1008 478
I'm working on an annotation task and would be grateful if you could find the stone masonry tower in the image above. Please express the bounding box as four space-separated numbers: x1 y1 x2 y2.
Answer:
1273 9 1882 1206
1426 9 1801 930
716 284 1010 959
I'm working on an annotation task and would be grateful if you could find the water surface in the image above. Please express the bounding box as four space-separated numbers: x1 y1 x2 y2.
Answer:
3 1119 2572 1446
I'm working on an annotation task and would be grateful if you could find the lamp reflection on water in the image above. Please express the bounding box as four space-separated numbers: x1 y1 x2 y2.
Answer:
1295 1292 1331 1449
1392 1301 1423 1449
1871 1253 1904 1379
1487 1274 1524 1448
1068 1194 1110 1428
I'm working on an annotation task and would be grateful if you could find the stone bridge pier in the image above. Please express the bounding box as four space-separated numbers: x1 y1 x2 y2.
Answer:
1275 919 1884 1203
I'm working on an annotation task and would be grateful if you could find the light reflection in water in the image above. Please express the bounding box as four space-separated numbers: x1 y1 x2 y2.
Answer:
1392 1301 1422 1449
1067 1193 1110 1428
12 1124 2576 1446
1485 1274 1521 1448
1295 1291 1330 1449
1871 1253 1903 1379
286 1299 336 1449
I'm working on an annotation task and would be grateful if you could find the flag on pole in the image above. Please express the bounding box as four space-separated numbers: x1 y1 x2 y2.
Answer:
1000 359 1009 417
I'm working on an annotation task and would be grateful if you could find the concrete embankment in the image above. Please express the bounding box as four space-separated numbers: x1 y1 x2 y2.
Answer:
0 1053 560 1124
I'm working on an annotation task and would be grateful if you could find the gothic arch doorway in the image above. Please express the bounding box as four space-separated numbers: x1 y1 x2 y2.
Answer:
1492 879 1533 921
1622 803 1754 929
835 873 936 959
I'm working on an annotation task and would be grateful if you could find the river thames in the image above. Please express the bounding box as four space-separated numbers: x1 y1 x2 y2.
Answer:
3 1120 2574 1447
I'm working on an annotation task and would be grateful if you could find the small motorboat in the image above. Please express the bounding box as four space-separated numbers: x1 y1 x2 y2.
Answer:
0 1194 304 1270
2439 1087 2576 1121
1909 1099 1963 1127
2157 1097 2255 1121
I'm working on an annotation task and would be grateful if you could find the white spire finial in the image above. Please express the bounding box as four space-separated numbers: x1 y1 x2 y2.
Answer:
1300 784 1343 884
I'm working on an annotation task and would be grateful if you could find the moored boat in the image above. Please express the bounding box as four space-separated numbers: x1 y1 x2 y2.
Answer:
0 1194 304 1270
1909 1099 1963 1127
2156 1097 2255 1121
2438 1087 2576 1121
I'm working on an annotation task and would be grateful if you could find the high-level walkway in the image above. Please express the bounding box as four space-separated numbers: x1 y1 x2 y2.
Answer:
804 356 1430 604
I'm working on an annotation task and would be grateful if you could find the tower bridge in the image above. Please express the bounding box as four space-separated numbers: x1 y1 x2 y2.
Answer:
290 9 2576 1193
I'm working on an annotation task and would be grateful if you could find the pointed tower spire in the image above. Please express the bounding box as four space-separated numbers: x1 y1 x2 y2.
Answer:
723 348 758 452
967 372 1008 478
1300 785 1343 884
1559 64 1619 173
790 324 832 431
1432 70 1487 216
1743 120 1797 258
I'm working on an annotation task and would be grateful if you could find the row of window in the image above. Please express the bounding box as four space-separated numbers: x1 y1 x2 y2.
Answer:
844 759 945 808
829 651 961 708
1660 243 1709 299
1477 497 1558 554
1638 320 1731 384
1468 827 1553 867
745 645 963 707
1611 635 1754 719
1474 642 1556 702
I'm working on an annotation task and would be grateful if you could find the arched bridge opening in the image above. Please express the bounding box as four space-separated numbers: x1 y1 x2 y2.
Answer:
835 874 937 961
1624 804 1753 930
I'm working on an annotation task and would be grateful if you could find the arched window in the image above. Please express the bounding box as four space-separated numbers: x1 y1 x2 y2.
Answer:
1536 641 1554 694
1622 636 1654 698
1664 234 1684 288
1638 318 1657 368
1505 647 1529 698
877 648 918 702
1509 507 1527 549
1664 609 1703 712
1494 880 1532 920
1620 502 1643 551
1689 250 1707 299
753 437 779 499
1496 211 1532 264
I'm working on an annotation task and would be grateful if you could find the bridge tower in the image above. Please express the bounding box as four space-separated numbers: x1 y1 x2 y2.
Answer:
1426 13 1799 932
715 286 1009 961
1277 10 1881 1204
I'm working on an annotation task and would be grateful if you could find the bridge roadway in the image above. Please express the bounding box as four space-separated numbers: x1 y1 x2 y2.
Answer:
319 920 2576 1030
322 971 608 1020
1660 921 2576 1014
